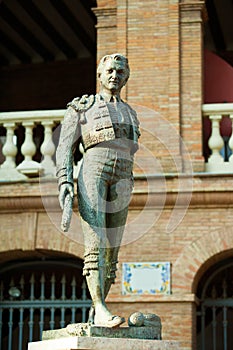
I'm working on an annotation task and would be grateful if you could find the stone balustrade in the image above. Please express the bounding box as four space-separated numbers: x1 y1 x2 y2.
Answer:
1 105 233 181
202 103 233 173
0 110 65 181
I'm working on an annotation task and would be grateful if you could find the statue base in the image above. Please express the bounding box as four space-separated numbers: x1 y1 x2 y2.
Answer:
28 323 179 349
28 336 180 350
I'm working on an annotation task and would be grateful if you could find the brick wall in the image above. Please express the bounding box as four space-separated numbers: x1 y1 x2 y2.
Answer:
95 0 205 174
1 175 233 348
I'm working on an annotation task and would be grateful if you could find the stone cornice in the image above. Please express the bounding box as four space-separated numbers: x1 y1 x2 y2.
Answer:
92 7 117 28
179 0 205 10
180 1 205 24
1 175 233 211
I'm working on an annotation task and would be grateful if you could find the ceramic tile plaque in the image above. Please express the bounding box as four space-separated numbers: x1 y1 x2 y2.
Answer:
122 262 171 295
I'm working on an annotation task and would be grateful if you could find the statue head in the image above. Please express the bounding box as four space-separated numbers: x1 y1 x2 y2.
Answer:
97 53 130 95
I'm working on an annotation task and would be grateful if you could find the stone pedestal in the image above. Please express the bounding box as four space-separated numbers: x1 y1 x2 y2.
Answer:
28 322 179 349
28 336 180 350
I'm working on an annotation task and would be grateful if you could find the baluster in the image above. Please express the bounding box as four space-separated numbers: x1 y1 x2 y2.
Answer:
19 275 25 300
28 307 34 341
18 307 24 350
222 279 227 350
39 273 45 338
201 305 206 350
40 121 56 176
211 286 217 350
8 307 13 350
71 276 76 301
50 272 56 331
222 278 227 298
61 274 66 301
16 121 42 176
208 115 224 163
223 306 227 350
28 274 35 341
40 273 45 301
82 307 86 323
49 308 55 330
212 306 217 350
39 308 45 339
50 274 56 301
81 280 88 323
30 274 35 301
228 114 233 162
0 123 27 180
71 306 76 323
1 123 17 168
60 307 65 328
71 276 76 323
50 275 56 331
82 279 87 300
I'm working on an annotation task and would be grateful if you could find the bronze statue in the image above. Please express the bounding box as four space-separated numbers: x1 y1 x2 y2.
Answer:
56 54 140 328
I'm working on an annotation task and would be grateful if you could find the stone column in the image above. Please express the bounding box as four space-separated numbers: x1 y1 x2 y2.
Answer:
180 0 206 172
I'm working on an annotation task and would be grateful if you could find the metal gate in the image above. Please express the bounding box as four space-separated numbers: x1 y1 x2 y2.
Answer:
197 261 233 350
0 258 92 350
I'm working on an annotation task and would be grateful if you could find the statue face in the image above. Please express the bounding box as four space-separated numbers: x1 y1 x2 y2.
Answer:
99 59 128 94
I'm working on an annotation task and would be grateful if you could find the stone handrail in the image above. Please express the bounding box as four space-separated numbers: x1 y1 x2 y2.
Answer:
0 110 65 181
202 103 233 173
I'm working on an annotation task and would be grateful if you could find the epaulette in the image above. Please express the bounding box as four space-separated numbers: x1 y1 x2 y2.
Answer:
67 94 95 112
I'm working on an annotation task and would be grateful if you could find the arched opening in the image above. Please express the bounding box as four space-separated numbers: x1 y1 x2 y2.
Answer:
203 0 233 161
0 254 91 350
196 257 233 350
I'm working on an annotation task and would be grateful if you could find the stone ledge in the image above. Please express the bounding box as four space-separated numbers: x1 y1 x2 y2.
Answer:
28 336 180 350
42 323 161 341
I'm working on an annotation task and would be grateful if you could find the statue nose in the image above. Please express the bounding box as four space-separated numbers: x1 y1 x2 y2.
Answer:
111 70 117 78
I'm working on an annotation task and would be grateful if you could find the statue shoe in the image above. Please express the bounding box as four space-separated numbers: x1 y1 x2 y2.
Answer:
94 315 125 328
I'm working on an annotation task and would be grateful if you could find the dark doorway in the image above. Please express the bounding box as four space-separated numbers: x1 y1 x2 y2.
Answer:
0 257 91 350
196 258 233 350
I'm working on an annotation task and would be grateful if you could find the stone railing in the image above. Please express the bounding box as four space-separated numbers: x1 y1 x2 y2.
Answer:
0 110 65 181
1 105 233 182
202 103 233 173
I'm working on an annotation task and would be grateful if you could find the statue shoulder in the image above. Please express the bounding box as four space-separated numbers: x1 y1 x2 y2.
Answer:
124 101 140 126
67 94 95 112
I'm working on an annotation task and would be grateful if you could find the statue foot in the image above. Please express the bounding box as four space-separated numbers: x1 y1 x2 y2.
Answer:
94 314 125 328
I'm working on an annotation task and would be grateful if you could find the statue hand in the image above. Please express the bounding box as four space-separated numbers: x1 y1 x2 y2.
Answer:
59 183 74 210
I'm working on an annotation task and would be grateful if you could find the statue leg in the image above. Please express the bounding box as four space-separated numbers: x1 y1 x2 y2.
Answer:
81 218 125 327
78 166 125 327
104 177 131 298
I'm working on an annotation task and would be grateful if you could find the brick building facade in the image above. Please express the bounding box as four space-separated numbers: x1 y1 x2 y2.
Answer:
1 1 233 349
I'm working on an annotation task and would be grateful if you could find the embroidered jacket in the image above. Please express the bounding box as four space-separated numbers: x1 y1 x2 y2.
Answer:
56 94 140 188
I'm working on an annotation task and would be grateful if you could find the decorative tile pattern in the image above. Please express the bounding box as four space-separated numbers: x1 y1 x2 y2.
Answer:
122 262 171 295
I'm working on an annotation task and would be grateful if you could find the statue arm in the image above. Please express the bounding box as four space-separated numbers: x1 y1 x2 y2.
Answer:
56 106 81 195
